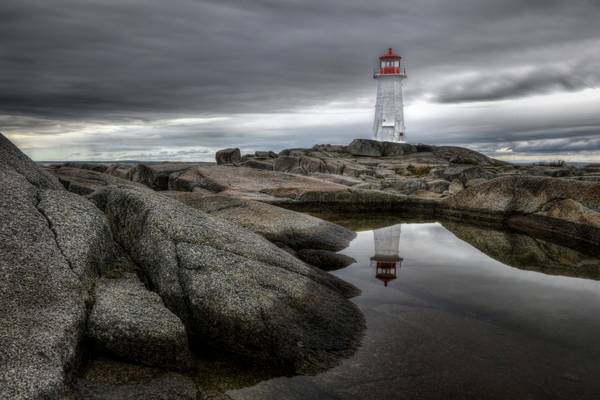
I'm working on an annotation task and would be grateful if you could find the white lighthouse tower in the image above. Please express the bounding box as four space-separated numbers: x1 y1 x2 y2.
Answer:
370 224 403 287
373 48 407 142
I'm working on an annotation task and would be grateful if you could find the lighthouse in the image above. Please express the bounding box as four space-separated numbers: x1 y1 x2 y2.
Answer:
373 48 407 142
370 224 403 287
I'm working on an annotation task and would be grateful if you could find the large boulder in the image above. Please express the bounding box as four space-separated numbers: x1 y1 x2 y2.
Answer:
347 139 417 157
127 163 197 190
443 176 600 247
0 134 115 399
91 185 363 372
347 139 383 156
215 148 241 165
87 273 192 369
162 191 356 251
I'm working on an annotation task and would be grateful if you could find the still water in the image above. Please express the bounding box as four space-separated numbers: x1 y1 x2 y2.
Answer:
228 220 600 400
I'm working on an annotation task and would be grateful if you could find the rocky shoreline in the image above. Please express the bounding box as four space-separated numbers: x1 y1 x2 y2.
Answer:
2 133 600 399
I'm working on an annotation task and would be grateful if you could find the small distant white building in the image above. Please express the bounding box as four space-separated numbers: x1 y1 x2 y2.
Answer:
373 48 407 142
371 224 403 287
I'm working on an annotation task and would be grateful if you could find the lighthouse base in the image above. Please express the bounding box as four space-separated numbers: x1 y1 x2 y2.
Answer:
374 127 405 143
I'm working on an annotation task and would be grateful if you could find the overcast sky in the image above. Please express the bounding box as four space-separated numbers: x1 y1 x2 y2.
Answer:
1 0 599 162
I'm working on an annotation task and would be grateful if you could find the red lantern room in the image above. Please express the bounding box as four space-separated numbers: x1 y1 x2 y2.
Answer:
378 48 402 75
374 260 401 287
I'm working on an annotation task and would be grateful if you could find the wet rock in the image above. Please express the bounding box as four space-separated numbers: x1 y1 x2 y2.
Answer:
91 185 364 372
216 148 241 165
74 374 200 400
296 249 356 271
162 192 356 251
88 273 193 369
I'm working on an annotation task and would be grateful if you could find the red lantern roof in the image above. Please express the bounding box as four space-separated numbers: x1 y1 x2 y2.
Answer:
379 48 401 60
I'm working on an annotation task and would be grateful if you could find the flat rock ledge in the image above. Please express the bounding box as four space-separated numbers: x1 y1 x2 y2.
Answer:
87 273 193 369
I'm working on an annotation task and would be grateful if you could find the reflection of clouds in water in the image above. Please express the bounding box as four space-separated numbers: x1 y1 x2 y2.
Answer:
336 222 600 339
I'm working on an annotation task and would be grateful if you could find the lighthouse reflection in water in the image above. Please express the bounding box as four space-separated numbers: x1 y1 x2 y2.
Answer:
370 224 403 286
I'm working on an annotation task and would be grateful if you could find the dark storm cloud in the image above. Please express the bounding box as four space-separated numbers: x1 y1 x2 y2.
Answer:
2 0 599 118
435 59 600 103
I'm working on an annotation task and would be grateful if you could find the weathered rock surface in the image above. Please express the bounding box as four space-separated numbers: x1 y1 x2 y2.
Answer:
88 273 193 369
347 139 417 157
216 148 241 165
51 165 143 195
91 185 364 372
36 189 118 281
240 159 273 170
170 165 350 199
0 134 115 399
127 163 197 190
162 191 356 251
442 176 600 247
